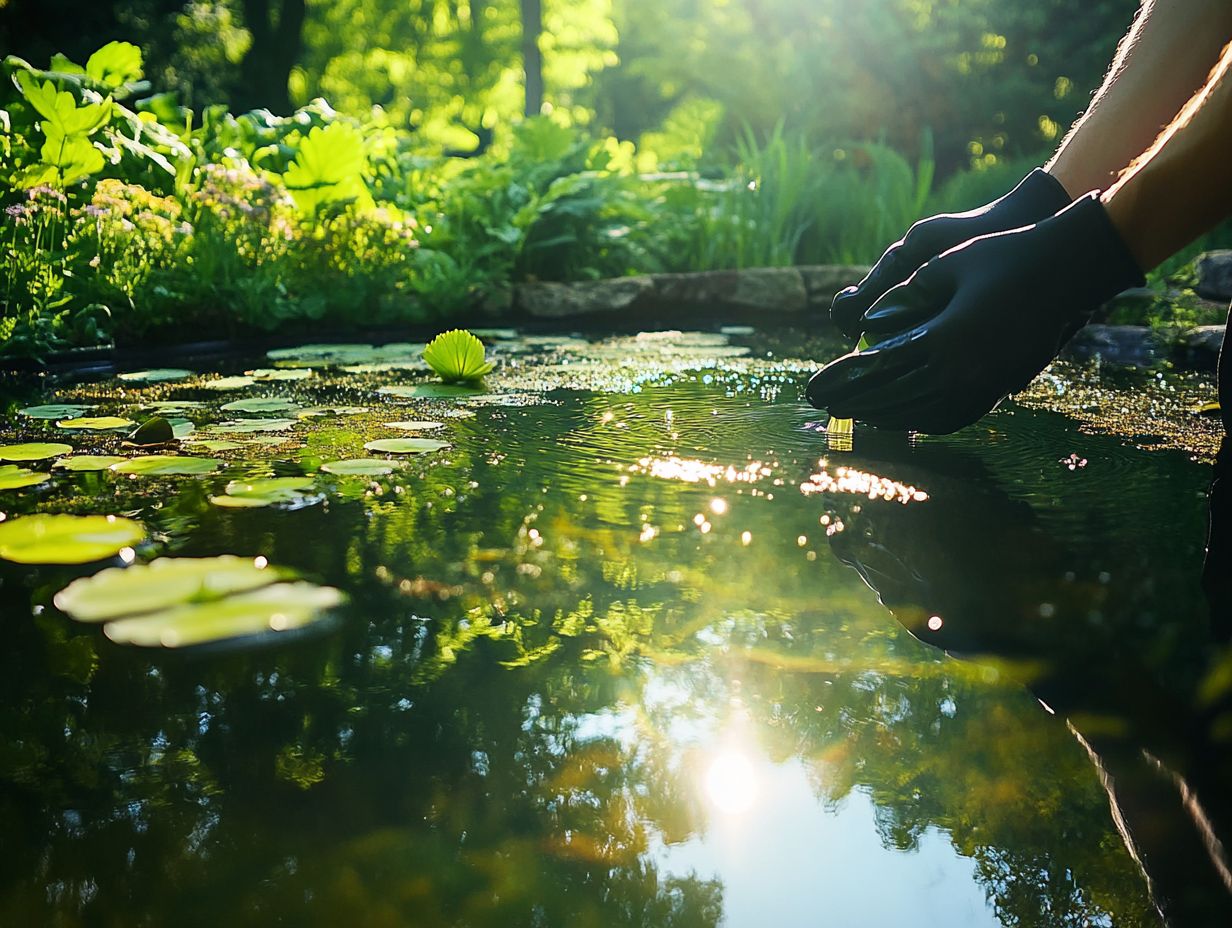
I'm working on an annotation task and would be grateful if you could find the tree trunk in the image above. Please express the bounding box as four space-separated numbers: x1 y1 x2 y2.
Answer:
234 0 307 114
520 0 543 117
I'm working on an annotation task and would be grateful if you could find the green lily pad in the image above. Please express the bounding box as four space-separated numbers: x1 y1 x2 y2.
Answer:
102 582 345 647
201 376 257 391
170 418 195 438
54 455 128 472
139 400 205 412
423 329 494 383
377 384 484 400
126 416 176 446
0 442 74 461
207 418 298 434
364 438 450 454
0 514 145 564
112 455 222 476
117 368 193 383
221 397 300 415
385 420 445 431
296 405 369 418
0 465 50 490
19 404 93 419
247 368 313 381
55 555 287 622
470 328 519 340
210 476 318 509
340 361 429 374
57 416 135 431
320 458 403 476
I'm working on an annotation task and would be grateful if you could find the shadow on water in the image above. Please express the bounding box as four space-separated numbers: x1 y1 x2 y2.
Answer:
0 329 1228 926
826 433 1232 926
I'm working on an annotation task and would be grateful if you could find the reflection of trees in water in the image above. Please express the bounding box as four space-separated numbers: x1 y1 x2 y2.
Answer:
0 388 1193 926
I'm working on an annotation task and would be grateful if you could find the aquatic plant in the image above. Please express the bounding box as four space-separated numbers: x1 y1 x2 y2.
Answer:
422 329 494 383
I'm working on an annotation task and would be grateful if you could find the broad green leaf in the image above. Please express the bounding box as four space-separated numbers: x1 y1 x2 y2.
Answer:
85 41 143 88
54 555 288 622
57 416 135 431
202 376 256 391
207 418 298 434
0 514 144 564
102 582 344 647
210 476 318 509
422 329 495 383
127 417 175 446
221 398 300 415
0 465 50 490
247 368 313 381
117 368 193 383
40 131 104 184
111 455 221 476
20 404 93 419
364 438 450 454
0 442 74 461
320 458 403 476
283 123 373 214
54 455 127 472
181 440 246 452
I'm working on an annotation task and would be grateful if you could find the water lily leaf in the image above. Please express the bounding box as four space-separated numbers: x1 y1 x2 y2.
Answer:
0 465 50 490
112 455 222 476
20 404 93 419
246 368 313 381
54 555 289 622
210 476 318 509
221 398 300 415
320 458 403 476
102 581 345 647
0 442 74 461
0 514 144 564
384 421 445 431
126 417 175 446
170 418 195 438
54 455 127 472
117 368 193 383
57 416 136 431
377 383 484 400
296 405 369 418
364 438 450 454
208 418 298 434
470 328 519 340
423 329 495 383
139 400 205 412
339 361 429 374
202 376 256 391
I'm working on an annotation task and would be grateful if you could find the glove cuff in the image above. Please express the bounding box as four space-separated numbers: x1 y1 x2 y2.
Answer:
992 168 1074 228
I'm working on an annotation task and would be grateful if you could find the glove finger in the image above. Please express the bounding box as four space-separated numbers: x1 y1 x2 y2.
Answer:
855 391 993 435
825 366 940 421
830 244 913 336
860 262 954 337
805 339 926 411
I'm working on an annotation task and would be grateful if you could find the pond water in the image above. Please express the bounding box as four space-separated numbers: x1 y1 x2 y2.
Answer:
1 328 1230 927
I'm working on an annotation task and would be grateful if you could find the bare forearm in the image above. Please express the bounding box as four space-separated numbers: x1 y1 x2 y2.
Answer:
1047 0 1232 197
1102 39 1232 270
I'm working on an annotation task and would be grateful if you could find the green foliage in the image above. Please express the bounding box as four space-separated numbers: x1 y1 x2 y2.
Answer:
423 329 495 383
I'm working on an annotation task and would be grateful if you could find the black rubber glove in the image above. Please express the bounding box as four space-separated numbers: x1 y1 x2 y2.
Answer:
806 192 1144 434
830 168 1072 338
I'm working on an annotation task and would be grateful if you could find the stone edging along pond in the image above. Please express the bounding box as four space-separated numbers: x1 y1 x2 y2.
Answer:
9 262 1230 377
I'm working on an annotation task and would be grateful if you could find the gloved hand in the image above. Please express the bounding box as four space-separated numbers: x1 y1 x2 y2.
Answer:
830 168 1072 338
806 192 1144 434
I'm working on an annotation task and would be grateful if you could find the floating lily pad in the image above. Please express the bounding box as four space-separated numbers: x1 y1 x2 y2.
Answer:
202 375 257 391
126 417 176 446
0 465 50 490
0 442 74 461
103 581 344 647
0 514 145 564
19 404 93 419
208 418 298 434
112 455 222 476
385 420 445 431
470 328 519 340
54 455 128 472
320 458 403 476
170 418 195 438
377 384 484 400
719 325 755 336
210 476 318 509
117 368 193 383
54 555 288 622
296 405 369 418
364 438 450 454
246 368 313 381
423 329 494 383
57 416 135 431
221 397 300 415
339 361 429 374
139 400 206 412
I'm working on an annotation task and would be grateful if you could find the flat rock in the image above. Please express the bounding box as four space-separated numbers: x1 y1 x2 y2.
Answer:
516 276 655 318
1063 324 1162 366
1196 251 1232 302
650 267 808 314
1177 325 1225 369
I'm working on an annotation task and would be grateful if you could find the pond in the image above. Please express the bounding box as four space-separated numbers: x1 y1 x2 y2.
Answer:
0 327 1229 927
